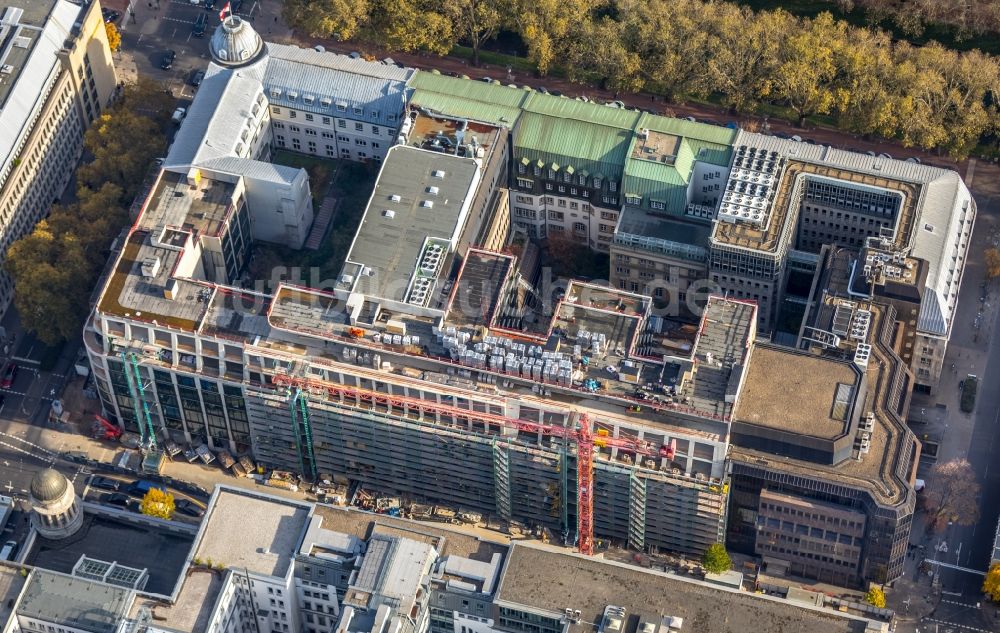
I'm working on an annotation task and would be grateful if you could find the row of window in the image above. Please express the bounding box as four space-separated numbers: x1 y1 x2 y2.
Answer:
268 91 397 122
272 106 386 134
759 501 864 531
516 162 616 190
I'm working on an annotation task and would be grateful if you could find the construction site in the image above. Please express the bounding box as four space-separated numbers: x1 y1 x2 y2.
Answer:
83 126 761 558
82 95 939 585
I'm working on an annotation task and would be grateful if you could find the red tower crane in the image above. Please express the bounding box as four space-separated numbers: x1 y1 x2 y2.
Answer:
269 373 674 556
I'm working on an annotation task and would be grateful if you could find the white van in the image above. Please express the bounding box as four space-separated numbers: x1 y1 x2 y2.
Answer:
0 540 17 561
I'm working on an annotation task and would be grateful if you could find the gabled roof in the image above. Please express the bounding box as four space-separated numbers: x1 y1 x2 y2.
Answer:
522 93 642 129
263 44 410 126
163 60 268 169
408 73 530 108
197 156 302 185
514 113 632 177
409 89 522 127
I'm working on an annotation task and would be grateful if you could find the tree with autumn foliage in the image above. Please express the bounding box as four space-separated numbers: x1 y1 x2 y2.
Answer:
983 563 1000 601
922 458 980 531
140 488 175 520
105 22 121 52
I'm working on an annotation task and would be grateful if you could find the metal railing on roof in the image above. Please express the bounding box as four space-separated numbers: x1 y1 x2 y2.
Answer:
612 233 707 262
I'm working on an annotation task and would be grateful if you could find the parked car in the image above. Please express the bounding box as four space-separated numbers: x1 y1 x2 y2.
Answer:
175 498 205 518
103 492 133 509
0 541 16 561
101 9 120 23
160 50 176 70
89 476 120 491
189 70 205 86
126 480 167 498
193 13 207 37
172 107 187 123
1 363 16 389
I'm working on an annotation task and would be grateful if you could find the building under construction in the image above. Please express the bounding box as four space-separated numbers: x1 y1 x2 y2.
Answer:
87 128 758 557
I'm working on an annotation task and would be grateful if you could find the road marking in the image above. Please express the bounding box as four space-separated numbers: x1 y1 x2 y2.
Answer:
941 599 977 607
0 389 26 396
925 618 991 633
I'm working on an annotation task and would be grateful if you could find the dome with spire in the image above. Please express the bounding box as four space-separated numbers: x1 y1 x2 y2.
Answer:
209 16 266 67
30 468 68 503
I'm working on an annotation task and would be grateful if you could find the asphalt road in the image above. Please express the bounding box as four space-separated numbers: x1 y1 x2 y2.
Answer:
891 174 1000 632
113 0 260 99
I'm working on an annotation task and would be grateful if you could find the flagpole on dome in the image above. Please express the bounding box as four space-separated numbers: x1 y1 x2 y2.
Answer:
218 1 232 24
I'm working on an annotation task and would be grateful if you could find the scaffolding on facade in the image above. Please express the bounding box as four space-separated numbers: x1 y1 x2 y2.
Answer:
269 373 674 556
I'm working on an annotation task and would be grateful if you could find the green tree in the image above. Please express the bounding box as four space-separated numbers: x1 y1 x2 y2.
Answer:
140 488 175 520
563 17 643 93
282 0 369 40
450 0 506 67
832 28 901 138
889 42 1000 157
771 13 842 127
701 543 731 574
705 6 790 113
617 0 712 102
105 22 121 52
75 183 127 254
370 0 455 56
510 0 591 77
76 109 166 200
5 220 94 345
121 77 177 129
864 586 886 608
983 562 1000 601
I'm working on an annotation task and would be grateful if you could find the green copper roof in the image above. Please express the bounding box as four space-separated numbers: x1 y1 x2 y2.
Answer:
410 89 522 126
409 71 737 191
410 73 530 108
523 93 643 129
514 113 633 177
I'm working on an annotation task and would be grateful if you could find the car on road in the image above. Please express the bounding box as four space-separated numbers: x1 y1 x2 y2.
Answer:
1 363 17 389
203 0 217 9
101 9 120 23
161 50 176 71
103 492 133 509
89 476 120 491
189 70 205 87
126 480 167 498
175 498 205 518
172 107 187 123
